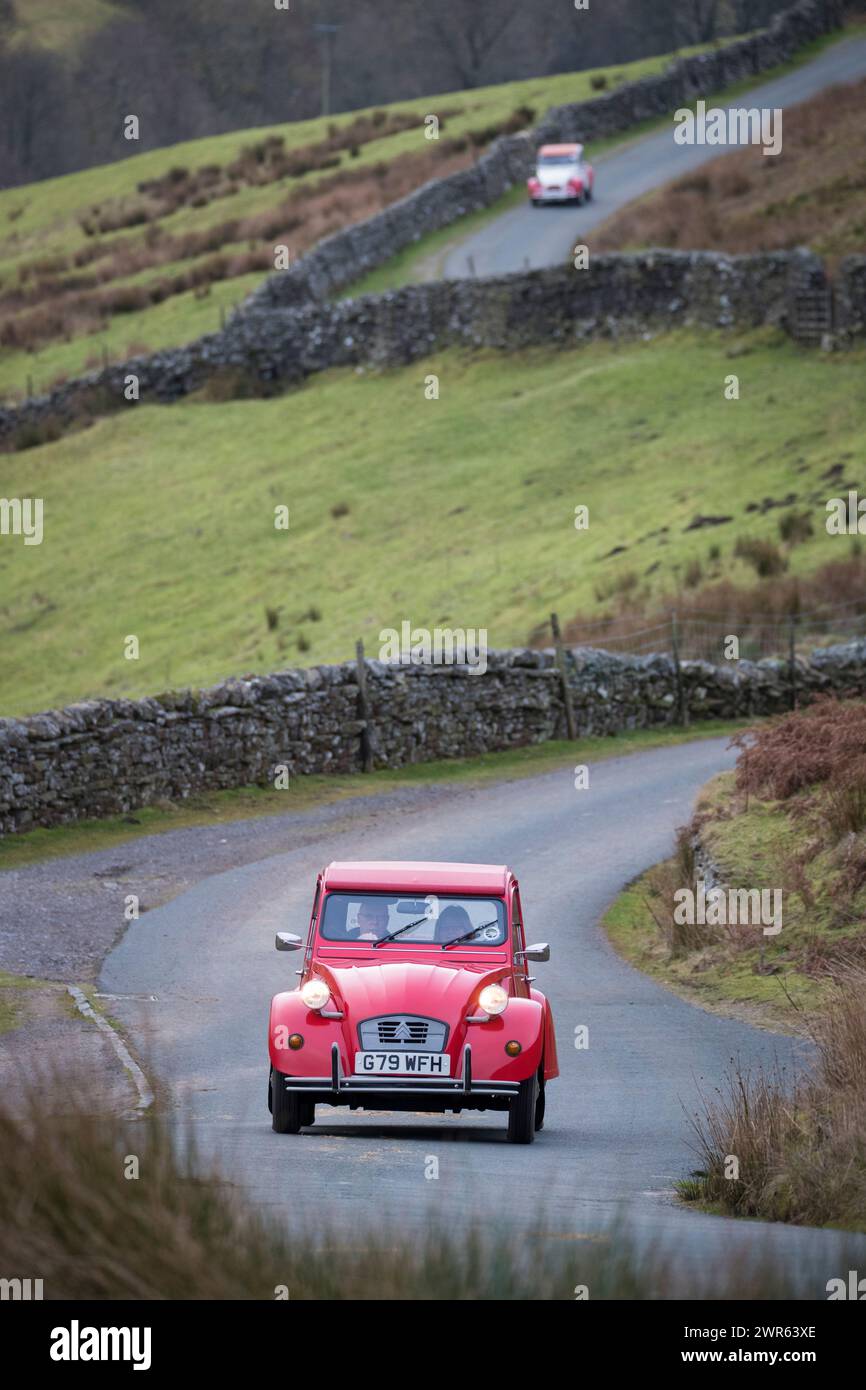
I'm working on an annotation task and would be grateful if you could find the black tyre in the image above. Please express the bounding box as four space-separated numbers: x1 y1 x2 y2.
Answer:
585 184 593 201
535 1075 546 1132
507 1073 537 1144
270 1066 313 1134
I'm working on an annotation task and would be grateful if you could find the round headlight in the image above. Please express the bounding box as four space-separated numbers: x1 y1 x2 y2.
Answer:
301 978 331 1011
478 983 508 1017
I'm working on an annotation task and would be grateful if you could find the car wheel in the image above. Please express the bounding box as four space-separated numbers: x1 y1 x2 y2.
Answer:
534 1075 546 1132
585 184 593 202
270 1066 309 1134
507 1074 537 1144
531 198 540 207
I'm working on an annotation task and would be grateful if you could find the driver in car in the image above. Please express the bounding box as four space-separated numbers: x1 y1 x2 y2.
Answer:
352 898 391 941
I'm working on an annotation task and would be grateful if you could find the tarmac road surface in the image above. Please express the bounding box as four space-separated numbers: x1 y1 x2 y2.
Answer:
101 737 866 1294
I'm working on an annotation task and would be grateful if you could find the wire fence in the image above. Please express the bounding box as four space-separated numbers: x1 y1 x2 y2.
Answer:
562 604 866 664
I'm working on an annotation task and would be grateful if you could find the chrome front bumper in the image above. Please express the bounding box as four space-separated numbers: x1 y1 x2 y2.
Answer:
278 1043 520 1097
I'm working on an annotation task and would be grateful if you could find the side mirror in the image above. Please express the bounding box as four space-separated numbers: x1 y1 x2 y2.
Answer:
517 942 550 962
275 932 304 952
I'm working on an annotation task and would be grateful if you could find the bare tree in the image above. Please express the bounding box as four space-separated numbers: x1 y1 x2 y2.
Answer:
729 0 786 29
0 42 70 184
405 0 524 88
679 0 723 44
0 0 791 185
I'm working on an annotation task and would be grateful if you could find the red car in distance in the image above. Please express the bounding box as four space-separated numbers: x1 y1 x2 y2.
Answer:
527 142 595 205
268 860 558 1143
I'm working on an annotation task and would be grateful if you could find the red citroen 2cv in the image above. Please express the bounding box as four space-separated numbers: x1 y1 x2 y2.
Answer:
268 861 558 1143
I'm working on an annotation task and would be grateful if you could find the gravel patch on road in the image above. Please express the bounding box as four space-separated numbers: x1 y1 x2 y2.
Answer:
0 782 486 981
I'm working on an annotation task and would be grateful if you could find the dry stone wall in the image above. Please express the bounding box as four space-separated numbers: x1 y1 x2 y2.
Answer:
5 246 865 446
3 639 866 835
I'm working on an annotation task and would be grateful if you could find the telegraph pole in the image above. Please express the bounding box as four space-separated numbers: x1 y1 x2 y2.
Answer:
313 22 340 117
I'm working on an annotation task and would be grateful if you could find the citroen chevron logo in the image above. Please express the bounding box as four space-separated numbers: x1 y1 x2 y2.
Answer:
393 1022 412 1042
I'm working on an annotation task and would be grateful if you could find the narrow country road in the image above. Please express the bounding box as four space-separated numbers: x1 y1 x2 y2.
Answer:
439 34 866 279
101 737 866 1293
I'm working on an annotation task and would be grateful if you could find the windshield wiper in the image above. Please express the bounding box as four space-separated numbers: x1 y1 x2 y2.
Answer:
371 916 429 949
441 920 500 950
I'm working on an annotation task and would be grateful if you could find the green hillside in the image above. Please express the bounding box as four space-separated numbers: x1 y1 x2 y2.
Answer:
0 39 717 403
1 329 863 716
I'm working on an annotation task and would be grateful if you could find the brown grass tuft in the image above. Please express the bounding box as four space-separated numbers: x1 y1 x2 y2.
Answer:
683 967 866 1228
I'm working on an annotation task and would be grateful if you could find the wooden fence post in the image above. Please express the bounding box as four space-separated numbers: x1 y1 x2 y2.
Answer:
671 610 687 727
788 613 798 711
355 639 374 772
550 612 577 741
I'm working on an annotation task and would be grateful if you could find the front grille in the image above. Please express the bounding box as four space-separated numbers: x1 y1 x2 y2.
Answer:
378 1019 429 1044
358 1015 448 1051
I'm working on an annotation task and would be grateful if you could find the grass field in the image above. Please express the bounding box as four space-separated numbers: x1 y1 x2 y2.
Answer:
1 328 864 717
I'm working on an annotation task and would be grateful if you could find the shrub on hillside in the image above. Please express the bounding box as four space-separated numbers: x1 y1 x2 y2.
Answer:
779 509 814 545
12 416 62 451
192 367 274 403
684 558 703 588
734 536 788 577
732 698 866 805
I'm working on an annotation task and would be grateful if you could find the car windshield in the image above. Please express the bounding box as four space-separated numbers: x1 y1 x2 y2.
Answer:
320 892 507 946
538 153 578 166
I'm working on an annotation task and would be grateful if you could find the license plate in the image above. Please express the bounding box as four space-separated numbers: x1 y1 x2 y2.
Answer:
354 1051 451 1076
